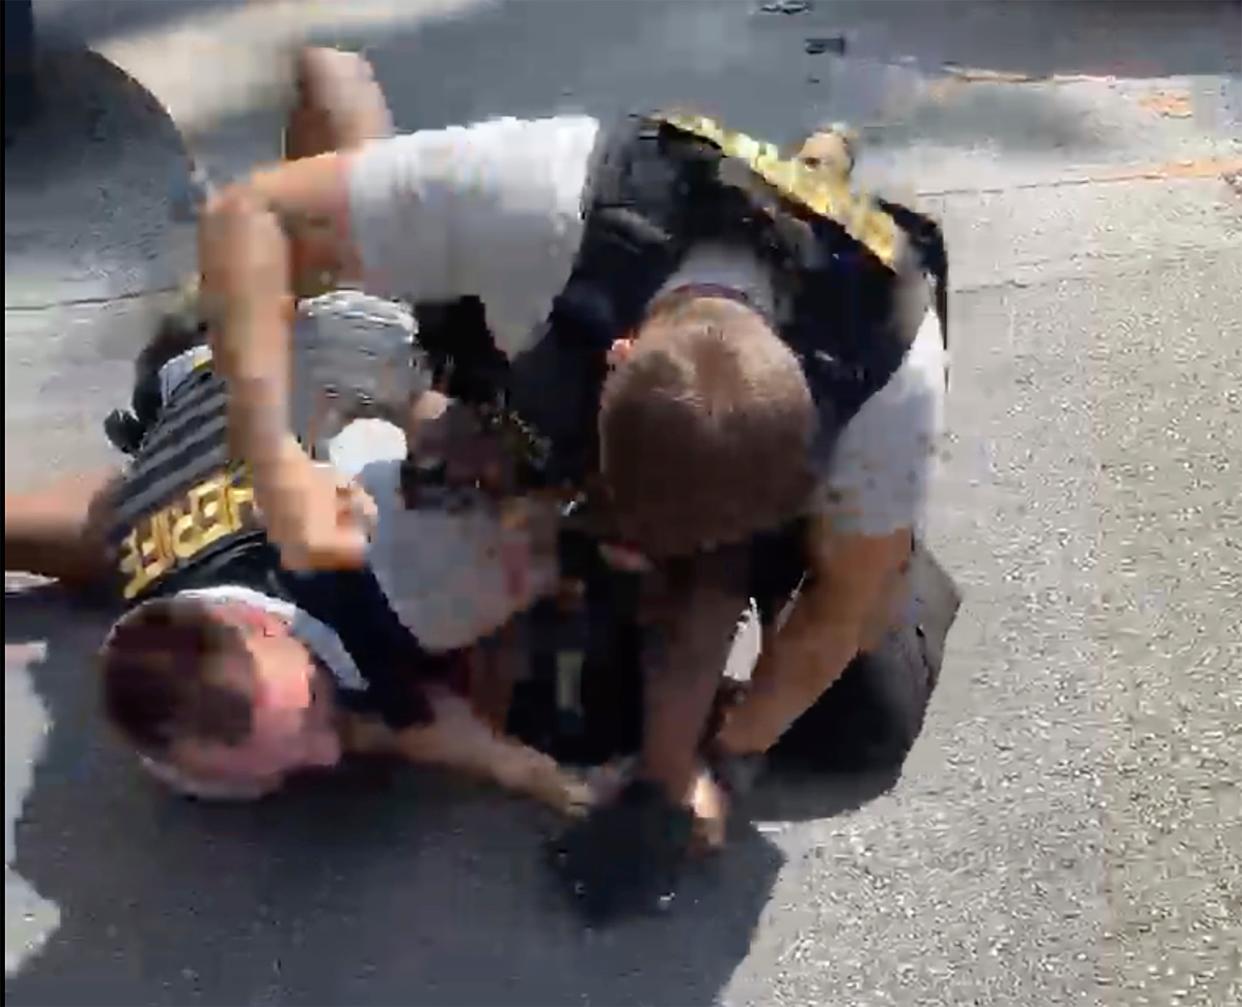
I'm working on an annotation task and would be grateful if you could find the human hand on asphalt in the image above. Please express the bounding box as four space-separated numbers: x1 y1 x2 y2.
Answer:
547 778 696 924
545 760 733 924
588 759 731 853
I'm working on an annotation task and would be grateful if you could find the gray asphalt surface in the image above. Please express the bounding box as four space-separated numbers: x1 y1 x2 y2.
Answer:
6 2 1241 1005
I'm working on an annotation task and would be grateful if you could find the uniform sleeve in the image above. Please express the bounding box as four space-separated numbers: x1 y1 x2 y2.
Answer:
810 308 947 537
347 115 601 359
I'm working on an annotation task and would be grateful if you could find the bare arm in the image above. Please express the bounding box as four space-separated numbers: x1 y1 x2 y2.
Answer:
224 306 374 571
200 189 372 571
339 691 591 817
636 551 750 803
715 518 912 756
4 468 122 589
245 153 363 299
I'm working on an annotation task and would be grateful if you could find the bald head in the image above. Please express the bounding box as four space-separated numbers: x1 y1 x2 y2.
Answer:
599 295 815 557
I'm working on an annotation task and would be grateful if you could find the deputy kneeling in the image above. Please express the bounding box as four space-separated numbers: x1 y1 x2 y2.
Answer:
201 45 961 921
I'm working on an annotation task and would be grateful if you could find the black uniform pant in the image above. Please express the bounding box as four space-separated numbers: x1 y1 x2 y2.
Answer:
748 521 961 772
521 523 961 773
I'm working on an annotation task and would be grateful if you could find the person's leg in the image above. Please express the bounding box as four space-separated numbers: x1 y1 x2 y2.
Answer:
4 467 121 588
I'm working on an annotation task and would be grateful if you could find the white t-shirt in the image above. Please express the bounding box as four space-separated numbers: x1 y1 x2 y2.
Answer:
154 334 551 655
328 419 559 653
347 115 946 537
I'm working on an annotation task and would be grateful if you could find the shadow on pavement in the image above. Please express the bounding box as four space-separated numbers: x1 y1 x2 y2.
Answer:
4 47 195 308
746 768 900 825
4 586 784 1007
4 48 188 201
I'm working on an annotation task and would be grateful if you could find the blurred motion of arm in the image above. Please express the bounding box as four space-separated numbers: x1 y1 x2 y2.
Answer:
199 187 372 571
637 549 751 805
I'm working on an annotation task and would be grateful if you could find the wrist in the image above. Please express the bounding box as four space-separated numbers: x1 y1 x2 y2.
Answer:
229 372 290 415
707 679 766 757
705 737 764 799
636 755 699 808
713 715 758 758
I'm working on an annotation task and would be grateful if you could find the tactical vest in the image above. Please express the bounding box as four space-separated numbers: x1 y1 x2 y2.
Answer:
417 113 949 490
105 353 446 728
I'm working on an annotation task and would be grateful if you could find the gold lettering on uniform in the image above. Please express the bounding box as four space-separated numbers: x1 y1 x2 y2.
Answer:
227 470 256 527
168 501 200 560
120 514 174 600
120 529 152 600
656 112 899 268
151 510 174 566
116 466 262 598
188 474 232 550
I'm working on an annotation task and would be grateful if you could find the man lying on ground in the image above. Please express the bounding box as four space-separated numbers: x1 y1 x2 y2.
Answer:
4 283 588 811
2 50 585 813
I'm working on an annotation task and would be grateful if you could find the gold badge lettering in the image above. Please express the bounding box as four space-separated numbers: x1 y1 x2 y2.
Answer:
119 529 151 600
168 501 200 560
188 474 232 551
227 471 256 528
120 515 173 600
117 466 261 598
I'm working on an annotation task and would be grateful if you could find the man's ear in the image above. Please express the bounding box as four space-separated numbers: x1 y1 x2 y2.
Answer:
607 337 637 369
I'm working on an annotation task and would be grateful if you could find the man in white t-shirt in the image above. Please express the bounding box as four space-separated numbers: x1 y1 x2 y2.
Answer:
200 48 957 919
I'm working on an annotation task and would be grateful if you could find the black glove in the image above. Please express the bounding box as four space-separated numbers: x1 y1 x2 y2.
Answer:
546 779 695 924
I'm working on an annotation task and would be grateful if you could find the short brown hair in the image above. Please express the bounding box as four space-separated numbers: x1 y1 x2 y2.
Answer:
100 599 256 756
599 296 815 557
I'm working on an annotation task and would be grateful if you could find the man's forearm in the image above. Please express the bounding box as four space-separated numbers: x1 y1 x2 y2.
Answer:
219 311 321 551
715 583 863 756
639 640 726 804
343 700 589 816
638 581 748 802
245 156 361 299
717 524 912 756
4 469 121 588
229 386 328 564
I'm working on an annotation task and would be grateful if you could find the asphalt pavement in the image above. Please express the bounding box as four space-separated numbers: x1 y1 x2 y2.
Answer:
5 2 1241 1005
